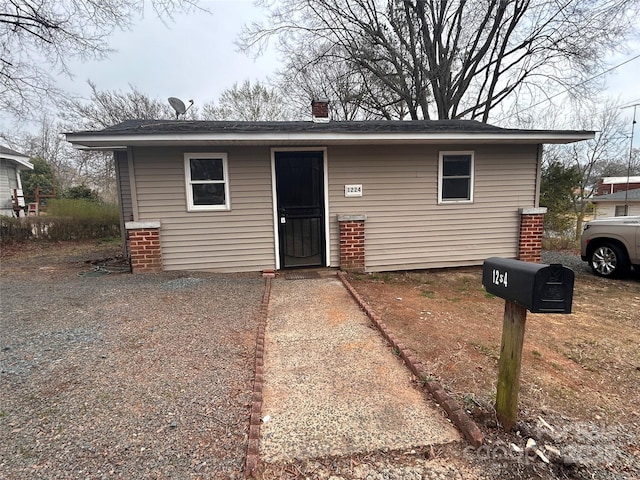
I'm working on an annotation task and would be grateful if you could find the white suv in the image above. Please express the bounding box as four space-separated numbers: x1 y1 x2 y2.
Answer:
580 216 640 278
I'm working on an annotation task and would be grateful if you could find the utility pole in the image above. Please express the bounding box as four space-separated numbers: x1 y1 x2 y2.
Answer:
622 103 639 215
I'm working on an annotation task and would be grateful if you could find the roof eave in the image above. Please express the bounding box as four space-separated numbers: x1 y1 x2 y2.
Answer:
0 154 34 169
65 131 595 149
592 196 640 202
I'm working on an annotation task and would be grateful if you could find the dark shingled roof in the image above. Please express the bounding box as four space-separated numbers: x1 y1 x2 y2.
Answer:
74 119 586 136
592 188 640 202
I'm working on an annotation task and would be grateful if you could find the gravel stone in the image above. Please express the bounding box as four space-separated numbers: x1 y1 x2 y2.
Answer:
540 249 591 275
0 244 264 479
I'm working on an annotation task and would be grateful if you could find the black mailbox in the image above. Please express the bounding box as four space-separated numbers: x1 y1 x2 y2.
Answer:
482 257 574 314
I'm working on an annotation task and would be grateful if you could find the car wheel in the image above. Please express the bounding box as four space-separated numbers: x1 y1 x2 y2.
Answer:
590 243 630 278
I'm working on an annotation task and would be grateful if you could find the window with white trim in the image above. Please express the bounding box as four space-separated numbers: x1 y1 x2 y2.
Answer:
438 151 474 203
184 153 230 211
614 205 628 216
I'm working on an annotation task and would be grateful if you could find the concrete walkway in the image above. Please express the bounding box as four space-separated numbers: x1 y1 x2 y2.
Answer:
259 275 461 463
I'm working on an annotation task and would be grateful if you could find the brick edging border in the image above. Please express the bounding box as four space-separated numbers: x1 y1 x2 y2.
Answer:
245 276 272 478
337 271 484 448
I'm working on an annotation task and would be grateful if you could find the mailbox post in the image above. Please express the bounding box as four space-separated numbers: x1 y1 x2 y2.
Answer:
482 258 574 431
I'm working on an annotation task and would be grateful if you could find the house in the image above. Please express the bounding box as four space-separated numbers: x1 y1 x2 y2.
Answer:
596 176 640 196
65 101 594 274
592 188 640 218
0 146 33 217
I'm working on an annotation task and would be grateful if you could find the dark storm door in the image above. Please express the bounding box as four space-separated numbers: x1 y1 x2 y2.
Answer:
275 151 325 268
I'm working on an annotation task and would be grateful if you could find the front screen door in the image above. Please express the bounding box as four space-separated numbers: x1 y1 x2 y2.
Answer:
275 151 325 268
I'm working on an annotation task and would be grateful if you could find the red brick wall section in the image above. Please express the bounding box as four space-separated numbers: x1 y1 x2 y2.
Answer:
518 212 545 263
596 181 640 195
339 219 365 272
127 228 162 273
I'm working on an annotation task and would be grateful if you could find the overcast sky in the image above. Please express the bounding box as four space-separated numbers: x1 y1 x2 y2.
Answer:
58 0 279 110
7 0 640 148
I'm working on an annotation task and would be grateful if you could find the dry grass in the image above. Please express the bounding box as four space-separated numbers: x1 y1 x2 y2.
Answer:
348 263 640 478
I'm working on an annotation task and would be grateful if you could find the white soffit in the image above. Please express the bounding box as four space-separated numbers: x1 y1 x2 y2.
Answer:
66 131 595 149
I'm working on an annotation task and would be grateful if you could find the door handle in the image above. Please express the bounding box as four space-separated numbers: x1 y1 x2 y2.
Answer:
280 216 286 224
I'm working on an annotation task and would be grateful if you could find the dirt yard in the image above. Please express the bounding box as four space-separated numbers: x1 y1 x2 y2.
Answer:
348 258 640 479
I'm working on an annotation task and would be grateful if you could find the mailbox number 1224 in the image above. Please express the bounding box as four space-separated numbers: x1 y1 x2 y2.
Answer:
492 269 508 288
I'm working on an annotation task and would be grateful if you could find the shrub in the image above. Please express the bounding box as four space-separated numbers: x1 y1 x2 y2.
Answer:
0 200 120 243
41 199 120 241
47 198 117 220
542 231 579 250
0 216 32 243
63 185 100 202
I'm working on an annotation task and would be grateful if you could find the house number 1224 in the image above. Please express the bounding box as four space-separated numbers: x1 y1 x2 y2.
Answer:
344 184 363 197
492 269 508 287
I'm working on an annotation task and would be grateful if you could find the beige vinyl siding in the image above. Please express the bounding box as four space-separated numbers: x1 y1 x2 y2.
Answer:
594 204 615 218
327 144 539 272
132 146 275 272
595 202 640 218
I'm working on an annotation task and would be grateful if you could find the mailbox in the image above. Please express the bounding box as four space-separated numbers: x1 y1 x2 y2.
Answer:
482 258 574 314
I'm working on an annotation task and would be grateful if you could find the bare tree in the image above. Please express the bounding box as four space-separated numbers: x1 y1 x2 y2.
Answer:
0 0 200 117
59 81 178 129
277 43 406 120
595 149 640 177
12 115 115 201
547 98 630 237
240 0 639 121
201 80 291 121
59 81 206 200
22 116 77 192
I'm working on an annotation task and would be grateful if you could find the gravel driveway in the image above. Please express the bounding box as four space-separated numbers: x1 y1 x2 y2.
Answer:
540 249 591 275
1 242 264 479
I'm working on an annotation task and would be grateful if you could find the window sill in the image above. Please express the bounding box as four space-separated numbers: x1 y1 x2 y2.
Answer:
438 200 474 205
186 205 231 212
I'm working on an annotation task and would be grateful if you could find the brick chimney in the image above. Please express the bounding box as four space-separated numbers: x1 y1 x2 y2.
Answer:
311 98 330 123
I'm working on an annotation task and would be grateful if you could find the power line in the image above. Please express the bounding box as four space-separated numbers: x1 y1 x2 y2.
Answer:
499 53 640 122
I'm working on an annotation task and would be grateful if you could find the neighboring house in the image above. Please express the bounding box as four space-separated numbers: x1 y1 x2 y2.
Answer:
596 176 640 196
592 188 640 218
0 146 33 217
65 101 594 274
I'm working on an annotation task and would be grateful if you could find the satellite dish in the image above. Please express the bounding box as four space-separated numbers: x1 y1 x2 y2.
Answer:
168 97 194 119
